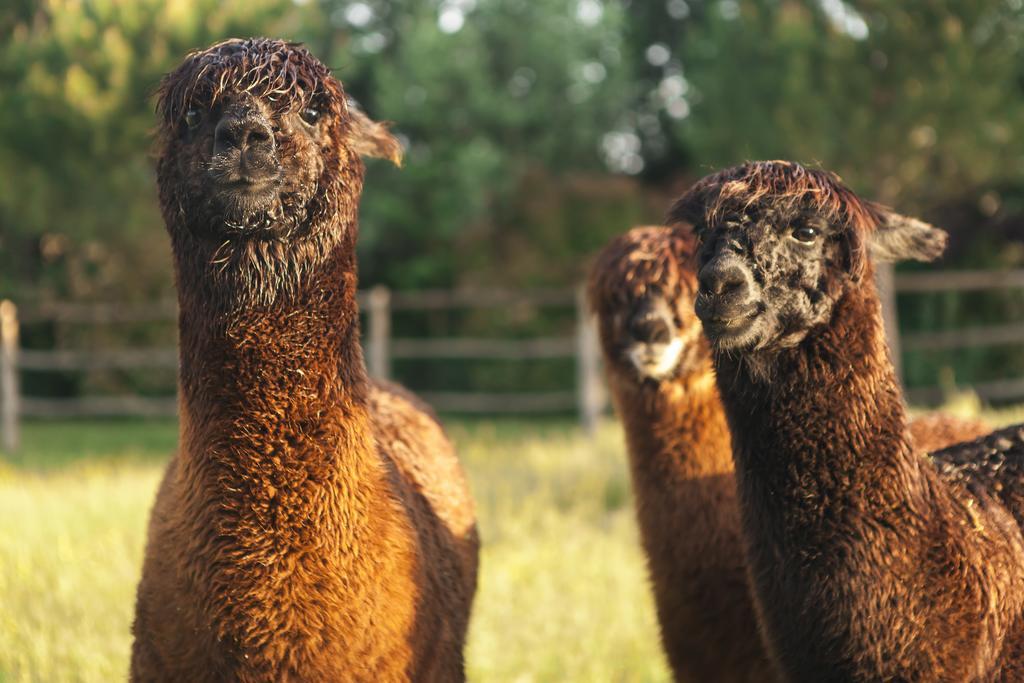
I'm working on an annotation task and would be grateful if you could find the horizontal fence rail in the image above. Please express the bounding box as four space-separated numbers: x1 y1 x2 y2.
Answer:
902 323 1024 353
7 268 1024 451
19 348 179 371
415 391 578 413
21 396 179 419
17 300 179 325
890 268 1024 402
894 269 1024 293
389 337 576 359
0 287 608 451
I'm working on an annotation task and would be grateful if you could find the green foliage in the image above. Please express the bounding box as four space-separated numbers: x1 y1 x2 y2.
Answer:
299 0 641 287
8 0 1024 297
5 0 1024 396
629 0 1024 208
0 0 294 301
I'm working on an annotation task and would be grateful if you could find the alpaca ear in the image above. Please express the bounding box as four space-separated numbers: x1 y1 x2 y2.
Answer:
870 212 948 263
348 102 403 167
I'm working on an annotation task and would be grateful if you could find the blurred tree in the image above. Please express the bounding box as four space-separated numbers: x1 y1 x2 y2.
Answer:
6 0 1024 400
299 0 644 289
0 0 295 302
618 0 1024 399
623 0 1024 209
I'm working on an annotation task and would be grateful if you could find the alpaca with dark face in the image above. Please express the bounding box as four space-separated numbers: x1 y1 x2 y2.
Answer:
589 225 990 682
131 39 477 682
671 160 1024 681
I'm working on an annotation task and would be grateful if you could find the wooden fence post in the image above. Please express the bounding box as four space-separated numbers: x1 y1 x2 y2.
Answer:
875 262 902 387
575 286 604 436
366 286 391 381
1 300 20 453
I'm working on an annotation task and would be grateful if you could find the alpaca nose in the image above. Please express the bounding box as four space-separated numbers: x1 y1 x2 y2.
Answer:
213 111 278 179
628 306 673 344
697 256 755 320
699 261 746 298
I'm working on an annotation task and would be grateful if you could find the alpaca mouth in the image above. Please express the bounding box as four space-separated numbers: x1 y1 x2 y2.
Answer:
208 155 282 204
626 338 684 380
700 306 763 349
222 176 280 196
214 174 283 220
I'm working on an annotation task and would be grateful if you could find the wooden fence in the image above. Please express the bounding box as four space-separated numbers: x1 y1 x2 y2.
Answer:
892 269 1024 404
0 288 607 452
5 269 1024 452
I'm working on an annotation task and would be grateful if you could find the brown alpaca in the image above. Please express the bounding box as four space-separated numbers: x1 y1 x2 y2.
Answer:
130 38 477 682
670 160 1024 681
588 225 991 682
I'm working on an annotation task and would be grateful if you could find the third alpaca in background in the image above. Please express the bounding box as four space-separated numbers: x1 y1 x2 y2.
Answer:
587 225 990 682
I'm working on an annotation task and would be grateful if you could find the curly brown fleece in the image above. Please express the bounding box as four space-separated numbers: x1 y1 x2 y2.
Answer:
589 225 992 682
671 161 1024 681
131 38 476 682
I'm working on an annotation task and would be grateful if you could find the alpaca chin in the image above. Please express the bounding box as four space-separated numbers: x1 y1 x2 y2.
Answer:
628 337 684 380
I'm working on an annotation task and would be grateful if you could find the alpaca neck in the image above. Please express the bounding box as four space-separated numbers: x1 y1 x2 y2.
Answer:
613 364 736 557
716 277 918 534
168 217 422 673
173 229 390 549
713 276 1024 680
616 366 732 482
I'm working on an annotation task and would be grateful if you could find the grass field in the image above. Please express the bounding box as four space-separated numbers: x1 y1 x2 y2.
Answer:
0 417 670 683
5 394 1021 682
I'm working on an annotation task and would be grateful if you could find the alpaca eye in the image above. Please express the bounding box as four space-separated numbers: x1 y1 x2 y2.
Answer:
184 109 201 129
790 225 819 243
299 107 322 125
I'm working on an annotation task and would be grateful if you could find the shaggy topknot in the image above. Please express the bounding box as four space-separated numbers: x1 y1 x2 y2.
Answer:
157 38 333 125
155 38 402 166
668 160 886 235
588 226 698 319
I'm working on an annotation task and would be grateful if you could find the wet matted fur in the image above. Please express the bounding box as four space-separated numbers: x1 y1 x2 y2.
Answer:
130 38 477 682
588 224 992 682
671 160 1024 681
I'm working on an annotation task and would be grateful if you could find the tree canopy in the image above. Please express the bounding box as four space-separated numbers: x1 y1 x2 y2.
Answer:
3 0 1024 301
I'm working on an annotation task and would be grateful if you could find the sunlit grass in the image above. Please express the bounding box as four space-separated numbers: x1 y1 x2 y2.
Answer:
456 422 665 682
0 464 161 683
6 398 1019 682
0 418 670 682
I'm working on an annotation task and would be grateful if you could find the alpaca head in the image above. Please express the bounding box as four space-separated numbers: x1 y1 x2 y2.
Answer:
588 226 707 382
668 161 947 354
155 38 400 304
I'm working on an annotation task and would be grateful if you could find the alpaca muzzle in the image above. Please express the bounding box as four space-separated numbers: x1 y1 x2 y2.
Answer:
627 302 674 345
212 108 280 185
696 255 762 345
624 298 685 379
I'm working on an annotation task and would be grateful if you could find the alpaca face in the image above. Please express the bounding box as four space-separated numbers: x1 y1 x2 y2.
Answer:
622 295 688 380
692 207 845 352
589 227 707 383
670 161 947 355
155 39 401 307
173 91 329 237
156 38 351 243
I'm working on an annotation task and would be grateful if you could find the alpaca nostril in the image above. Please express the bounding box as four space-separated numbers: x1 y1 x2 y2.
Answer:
698 261 751 308
700 271 744 297
718 275 745 296
628 311 673 345
214 115 276 159
245 128 271 146
213 113 279 182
